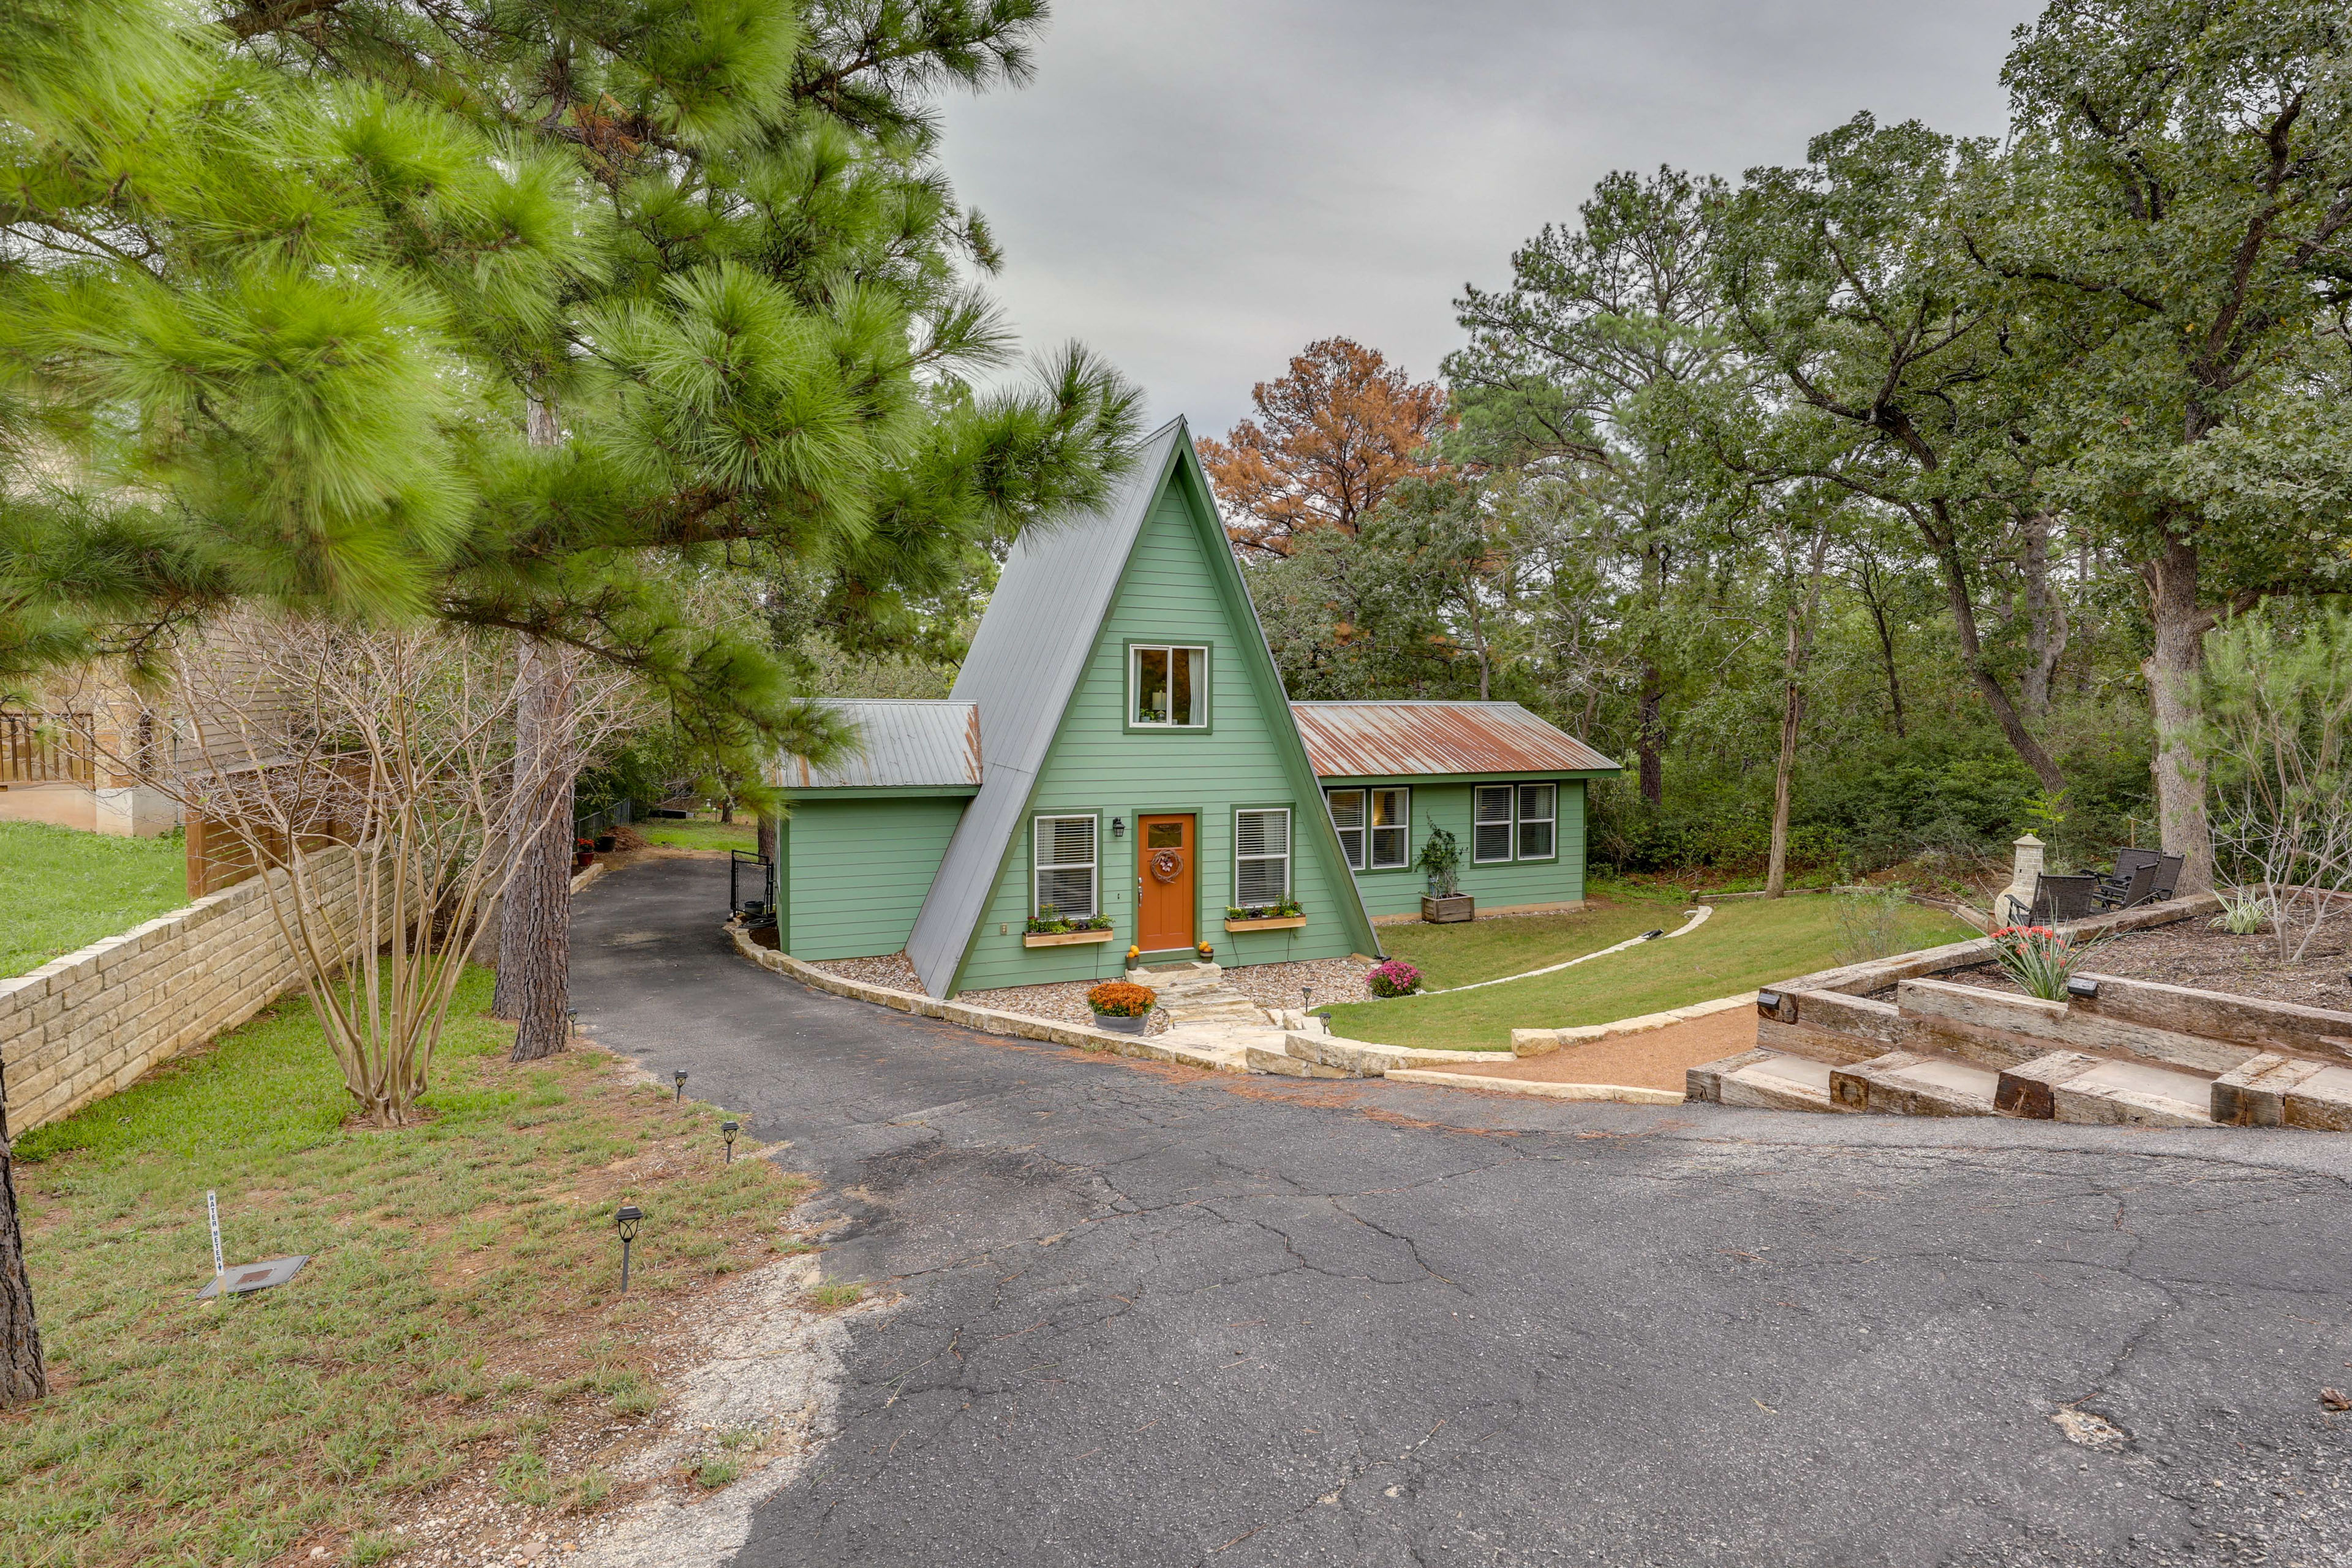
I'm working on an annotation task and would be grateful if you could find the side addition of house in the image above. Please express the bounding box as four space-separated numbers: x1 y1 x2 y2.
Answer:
769 418 1621 999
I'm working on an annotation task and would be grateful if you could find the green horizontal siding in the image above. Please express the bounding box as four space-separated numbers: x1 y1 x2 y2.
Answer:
953 488 1368 993
785 797 967 960
1335 780 1588 919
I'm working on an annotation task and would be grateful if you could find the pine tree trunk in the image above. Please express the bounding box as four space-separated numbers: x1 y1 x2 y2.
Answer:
496 636 577 1061
1637 663 1664 805
494 390 578 1063
2143 534 2214 894
1766 678 1803 899
0 1066 48 1407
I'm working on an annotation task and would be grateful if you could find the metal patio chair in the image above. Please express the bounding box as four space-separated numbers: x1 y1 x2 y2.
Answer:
2004 872 2101 927
2091 859 2158 913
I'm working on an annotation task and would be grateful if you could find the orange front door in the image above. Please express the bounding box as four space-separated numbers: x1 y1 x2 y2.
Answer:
1136 815 1197 952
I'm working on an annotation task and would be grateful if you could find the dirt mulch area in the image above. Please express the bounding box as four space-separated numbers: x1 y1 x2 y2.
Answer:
1433 1008 1757 1093
1949 918 2352 1013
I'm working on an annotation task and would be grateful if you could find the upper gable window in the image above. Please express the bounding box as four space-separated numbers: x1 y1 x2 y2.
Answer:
1129 644 1208 728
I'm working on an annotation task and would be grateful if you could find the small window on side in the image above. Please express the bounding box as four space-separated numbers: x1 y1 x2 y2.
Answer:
1325 789 1366 870
1368 787 1410 870
1517 783 1556 861
1473 785 1515 864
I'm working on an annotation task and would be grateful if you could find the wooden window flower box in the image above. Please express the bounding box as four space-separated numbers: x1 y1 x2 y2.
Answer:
1023 927 1117 948
1224 915 1307 933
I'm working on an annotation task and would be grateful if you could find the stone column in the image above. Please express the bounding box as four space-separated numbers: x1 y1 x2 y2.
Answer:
2000 834 2045 924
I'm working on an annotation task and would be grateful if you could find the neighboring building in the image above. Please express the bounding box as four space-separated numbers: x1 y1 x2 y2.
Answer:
770 418 1619 998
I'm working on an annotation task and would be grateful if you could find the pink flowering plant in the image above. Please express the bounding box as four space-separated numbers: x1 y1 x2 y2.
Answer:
1988 925 2104 1001
1366 957 1423 998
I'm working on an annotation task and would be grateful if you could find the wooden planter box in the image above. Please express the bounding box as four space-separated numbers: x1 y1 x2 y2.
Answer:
1422 894 1474 924
1224 915 1307 933
1023 927 1116 948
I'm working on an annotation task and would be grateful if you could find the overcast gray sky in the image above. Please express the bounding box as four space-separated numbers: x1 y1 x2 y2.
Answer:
936 1 2045 437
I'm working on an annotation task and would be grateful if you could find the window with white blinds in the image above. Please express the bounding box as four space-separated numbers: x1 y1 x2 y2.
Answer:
1324 789 1366 869
1369 786 1410 869
1234 808 1291 905
1473 785 1515 863
1033 814 1098 918
1517 784 1556 860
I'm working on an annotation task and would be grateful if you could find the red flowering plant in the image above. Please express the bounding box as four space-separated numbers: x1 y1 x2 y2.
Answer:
1988 925 2105 1001
1366 957 1423 997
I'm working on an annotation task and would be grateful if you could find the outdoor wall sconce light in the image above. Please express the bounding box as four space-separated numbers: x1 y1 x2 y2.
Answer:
1112 817 1126 839
673 1069 688 1102
614 1205 644 1292
722 1121 739 1164
2065 975 2100 1000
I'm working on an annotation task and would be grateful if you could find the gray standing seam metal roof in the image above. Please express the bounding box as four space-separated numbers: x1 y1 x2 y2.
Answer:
902 418 1188 996
775 701 981 790
1291 701 1619 779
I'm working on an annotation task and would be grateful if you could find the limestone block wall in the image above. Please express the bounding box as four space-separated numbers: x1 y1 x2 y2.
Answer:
0 845 359 1133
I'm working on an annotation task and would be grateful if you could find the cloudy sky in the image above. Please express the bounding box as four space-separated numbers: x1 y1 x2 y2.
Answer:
937 0 2045 437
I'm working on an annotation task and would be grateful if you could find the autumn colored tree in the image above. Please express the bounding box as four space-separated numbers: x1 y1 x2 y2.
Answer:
1197 337 1450 557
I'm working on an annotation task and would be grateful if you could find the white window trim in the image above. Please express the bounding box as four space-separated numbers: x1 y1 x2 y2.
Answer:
1128 643 1211 728
1472 785 1516 864
1032 813 1099 919
1324 788 1367 871
1369 786 1411 870
1234 807 1292 905
1516 784 1558 861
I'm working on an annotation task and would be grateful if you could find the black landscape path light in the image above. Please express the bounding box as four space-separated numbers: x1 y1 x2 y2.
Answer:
722 1121 739 1164
614 1205 644 1292
673 1069 688 1103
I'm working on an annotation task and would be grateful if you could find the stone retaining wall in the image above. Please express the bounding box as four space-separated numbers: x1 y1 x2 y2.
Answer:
1 846 360 1133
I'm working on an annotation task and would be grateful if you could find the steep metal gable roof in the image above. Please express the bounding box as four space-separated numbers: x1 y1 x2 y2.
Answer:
776 701 981 790
902 420 1188 995
1291 701 1620 779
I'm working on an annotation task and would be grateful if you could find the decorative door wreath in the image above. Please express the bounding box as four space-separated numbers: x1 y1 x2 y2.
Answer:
1148 848 1184 883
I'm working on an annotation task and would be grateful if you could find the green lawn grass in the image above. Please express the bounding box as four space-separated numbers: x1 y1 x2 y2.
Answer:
6 968 804 1568
633 818 756 852
0 823 191 979
1329 895 1975 1051
1371 883 1697 990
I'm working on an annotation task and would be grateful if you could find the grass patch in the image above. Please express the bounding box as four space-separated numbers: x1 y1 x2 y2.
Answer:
634 818 756 853
1329 895 1973 1050
1371 885 1695 991
0 822 190 979
805 1278 867 1311
5 967 807 1568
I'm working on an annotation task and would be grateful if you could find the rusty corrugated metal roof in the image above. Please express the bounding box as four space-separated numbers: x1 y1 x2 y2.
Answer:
777 700 982 790
1291 701 1619 780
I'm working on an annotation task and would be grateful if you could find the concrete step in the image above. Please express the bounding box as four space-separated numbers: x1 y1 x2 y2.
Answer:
1831 1051 2000 1117
1996 1050 2215 1126
1690 1049 1842 1113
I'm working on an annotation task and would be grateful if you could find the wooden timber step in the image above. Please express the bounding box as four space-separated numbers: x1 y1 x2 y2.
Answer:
1687 1049 1842 1113
1830 1051 2000 1117
1995 1050 2214 1127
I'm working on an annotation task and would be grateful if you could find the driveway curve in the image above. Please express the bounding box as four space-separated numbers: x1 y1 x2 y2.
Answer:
569 855 2352 1568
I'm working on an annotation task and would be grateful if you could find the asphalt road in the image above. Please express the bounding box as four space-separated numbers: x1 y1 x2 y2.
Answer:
570 855 2352 1568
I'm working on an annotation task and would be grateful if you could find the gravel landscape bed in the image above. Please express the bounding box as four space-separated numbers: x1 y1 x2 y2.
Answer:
1940 918 2352 1012
800 952 1378 1030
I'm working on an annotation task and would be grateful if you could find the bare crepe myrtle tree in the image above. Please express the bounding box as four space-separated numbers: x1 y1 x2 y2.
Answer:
2200 614 2352 964
81 617 634 1124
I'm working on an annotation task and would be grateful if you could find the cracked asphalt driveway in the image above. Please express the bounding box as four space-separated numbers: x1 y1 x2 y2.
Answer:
572 857 2352 1567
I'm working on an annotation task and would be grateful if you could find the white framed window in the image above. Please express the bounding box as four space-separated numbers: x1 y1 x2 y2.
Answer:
1033 814 1098 918
1325 789 1366 869
1234 808 1291 905
1369 786 1410 869
1517 784 1556 860
1129 644 1208 727
1473 785 1515 864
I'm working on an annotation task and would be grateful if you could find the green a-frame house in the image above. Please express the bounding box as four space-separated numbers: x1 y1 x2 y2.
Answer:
769 418 1619 999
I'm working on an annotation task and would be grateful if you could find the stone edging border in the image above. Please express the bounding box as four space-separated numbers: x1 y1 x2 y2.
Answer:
1509 990 1757 1057
1382 1070 1685 1104
720 922 1234 1072
570 860 610 895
